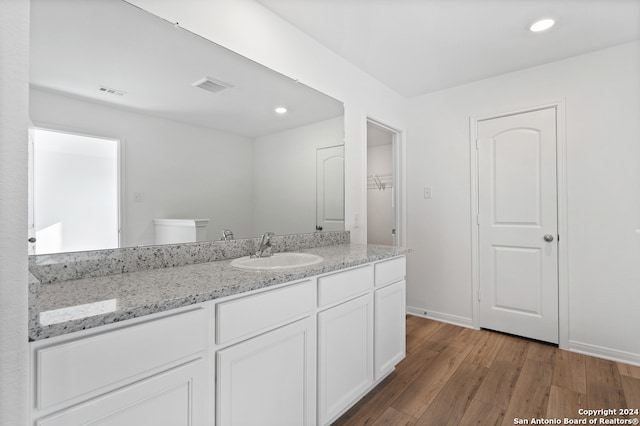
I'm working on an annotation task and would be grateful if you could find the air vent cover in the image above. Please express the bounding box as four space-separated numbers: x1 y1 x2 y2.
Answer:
98 86 126 96
193 77 233 93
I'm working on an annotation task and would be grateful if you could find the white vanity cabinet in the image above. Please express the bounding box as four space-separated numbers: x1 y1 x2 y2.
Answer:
215 280 316 426
318 293 374 425
373 257 407 381
316 264 374 425
315 257 407 425
30 307 209 426
217 317 315 426
30 254 407 426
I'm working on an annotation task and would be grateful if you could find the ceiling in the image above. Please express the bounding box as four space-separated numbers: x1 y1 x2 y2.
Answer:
30 0 343 138
256 0 640 97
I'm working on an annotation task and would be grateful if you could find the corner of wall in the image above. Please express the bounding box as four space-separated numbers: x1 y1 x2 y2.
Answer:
0 0 30 423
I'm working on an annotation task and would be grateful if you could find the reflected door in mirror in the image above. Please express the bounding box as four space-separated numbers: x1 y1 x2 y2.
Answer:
316 145 345 232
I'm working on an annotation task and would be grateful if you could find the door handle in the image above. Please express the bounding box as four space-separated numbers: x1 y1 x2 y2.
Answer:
543 234 554 242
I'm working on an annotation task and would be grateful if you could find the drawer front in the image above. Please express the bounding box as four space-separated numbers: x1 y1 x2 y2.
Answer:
35 308 207 410
216 280 314 345
374 256 406 287
317 264 373 307
36 359 206 426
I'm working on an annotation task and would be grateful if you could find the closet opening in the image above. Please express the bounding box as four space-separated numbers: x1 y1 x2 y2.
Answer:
366 119 401 246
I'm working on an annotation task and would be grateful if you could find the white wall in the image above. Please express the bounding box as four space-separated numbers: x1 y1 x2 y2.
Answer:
0 0 29 424
253 117 343 235
367 144 393 245
30 88 256 245
406 41 640 362
125 0 409 244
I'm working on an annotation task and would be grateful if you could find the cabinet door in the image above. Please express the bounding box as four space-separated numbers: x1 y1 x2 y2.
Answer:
374 280 406 380
36 359 206 426
217 317 315 426
317 293 373 425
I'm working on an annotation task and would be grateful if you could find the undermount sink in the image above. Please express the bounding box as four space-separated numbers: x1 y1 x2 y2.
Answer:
230 253 323 270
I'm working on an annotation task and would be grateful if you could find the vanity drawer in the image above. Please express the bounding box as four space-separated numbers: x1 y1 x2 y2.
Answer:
374 256 406 287
317 264 373 307
216 280 314 345
35 308 207 410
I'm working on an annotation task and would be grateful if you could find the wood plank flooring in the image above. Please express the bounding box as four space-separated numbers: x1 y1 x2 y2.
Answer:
333 315 640 426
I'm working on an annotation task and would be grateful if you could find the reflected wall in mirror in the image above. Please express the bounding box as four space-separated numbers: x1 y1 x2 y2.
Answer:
29 0 344 254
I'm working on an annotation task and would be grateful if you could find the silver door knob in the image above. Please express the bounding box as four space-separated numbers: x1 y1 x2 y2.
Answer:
544 234 554 242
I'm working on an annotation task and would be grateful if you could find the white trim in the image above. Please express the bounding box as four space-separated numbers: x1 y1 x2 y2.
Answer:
407 306 474 328
469 100 569 349
555 101 569 350
365 116 407 247
116 137 124 248
570 341 640 367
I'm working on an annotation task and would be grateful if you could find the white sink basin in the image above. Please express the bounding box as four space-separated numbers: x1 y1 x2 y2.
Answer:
230 253 323 270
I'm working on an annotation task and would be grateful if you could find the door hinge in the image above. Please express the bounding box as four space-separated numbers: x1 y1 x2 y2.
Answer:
477 288 481 302
475 138 479 150
557 234 560 242
476 214 480 225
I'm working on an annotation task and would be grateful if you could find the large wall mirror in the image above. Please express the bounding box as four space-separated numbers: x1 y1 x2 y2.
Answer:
29 0 345 255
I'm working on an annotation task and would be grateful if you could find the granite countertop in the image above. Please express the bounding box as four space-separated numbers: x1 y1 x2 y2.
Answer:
30 244 409 341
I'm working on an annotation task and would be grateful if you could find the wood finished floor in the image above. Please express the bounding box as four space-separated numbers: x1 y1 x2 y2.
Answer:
333 315 640 426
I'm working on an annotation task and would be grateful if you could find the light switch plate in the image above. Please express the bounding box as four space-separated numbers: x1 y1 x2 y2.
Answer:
423 187 432 199
134 192 145 203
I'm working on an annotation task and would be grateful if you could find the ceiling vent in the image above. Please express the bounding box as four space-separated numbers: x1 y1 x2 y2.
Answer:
192 77 233 94
98 85 126 96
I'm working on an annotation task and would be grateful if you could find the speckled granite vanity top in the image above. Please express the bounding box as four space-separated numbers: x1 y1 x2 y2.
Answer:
29 243 409 341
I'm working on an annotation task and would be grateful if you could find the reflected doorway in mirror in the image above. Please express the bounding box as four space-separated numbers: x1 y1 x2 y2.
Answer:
29 128 120 254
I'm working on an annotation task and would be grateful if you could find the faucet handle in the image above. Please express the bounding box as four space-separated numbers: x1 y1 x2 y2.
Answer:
220 229 234 241
261 232 275 244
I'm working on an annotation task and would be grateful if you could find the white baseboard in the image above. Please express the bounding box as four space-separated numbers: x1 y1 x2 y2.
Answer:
570 340 640 367
406 306 474 329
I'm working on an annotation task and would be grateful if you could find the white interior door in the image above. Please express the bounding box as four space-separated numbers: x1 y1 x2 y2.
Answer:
316 145 344 232
477 107 558 344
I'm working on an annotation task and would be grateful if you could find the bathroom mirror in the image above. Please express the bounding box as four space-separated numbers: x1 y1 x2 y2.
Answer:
29 0 344 254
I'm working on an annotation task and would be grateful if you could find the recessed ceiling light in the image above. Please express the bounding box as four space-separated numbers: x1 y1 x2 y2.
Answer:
275 107 287 114
530 18 555 32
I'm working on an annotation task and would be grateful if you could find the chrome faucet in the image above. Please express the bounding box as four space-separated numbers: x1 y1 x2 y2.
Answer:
252 232 275 258
220 229 234 241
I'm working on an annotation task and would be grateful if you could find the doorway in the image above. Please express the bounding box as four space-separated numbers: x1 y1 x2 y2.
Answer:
29 128 120 254
366 120 401 246
474 106 560 344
